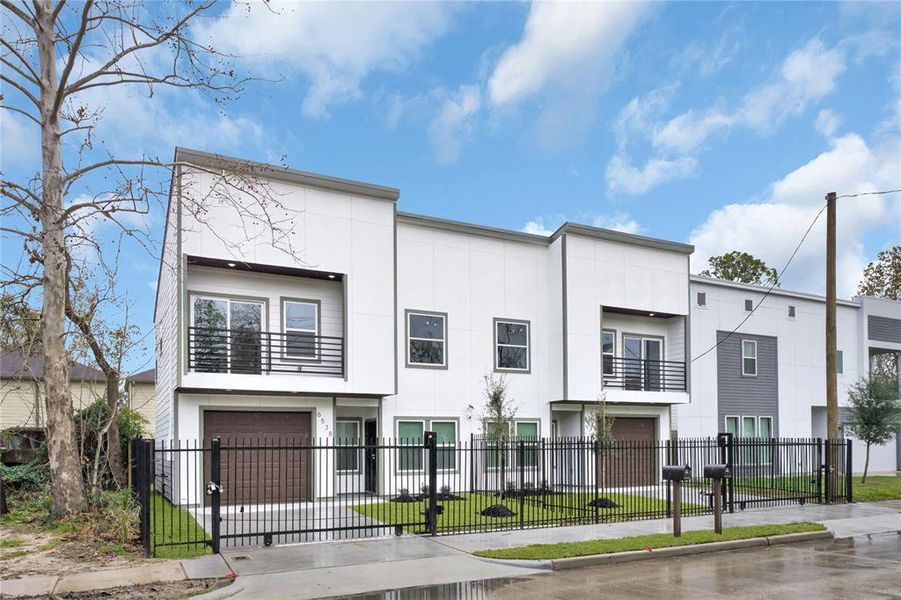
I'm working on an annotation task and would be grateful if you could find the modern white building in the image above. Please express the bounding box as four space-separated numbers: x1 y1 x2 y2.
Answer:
680 276 900 474
154 148 900 492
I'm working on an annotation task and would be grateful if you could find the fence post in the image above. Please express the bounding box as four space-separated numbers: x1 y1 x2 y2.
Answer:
425 431 438 536
593 439 600 524
717 433 734 513
210 437 221 553
815 438 823 505
130 438 150 558
469 433 475 494
665 439 672 518
845 439 853 502
518 440 525 530
824 439 832 505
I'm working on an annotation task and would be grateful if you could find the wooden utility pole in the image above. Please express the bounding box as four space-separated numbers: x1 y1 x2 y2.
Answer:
826 191 839 440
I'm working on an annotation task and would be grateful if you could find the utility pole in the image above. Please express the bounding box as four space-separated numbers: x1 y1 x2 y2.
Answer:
825 191 838 440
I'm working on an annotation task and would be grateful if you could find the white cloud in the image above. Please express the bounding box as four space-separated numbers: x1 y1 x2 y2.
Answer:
690 133 901 296
521 212 642 236
0 114 40 169
606 155 697 196
814 109 842 139
608 37 857 195
428 85 481 164
196 2 456 119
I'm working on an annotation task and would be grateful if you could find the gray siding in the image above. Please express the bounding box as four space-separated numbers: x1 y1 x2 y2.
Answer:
868 315 901 344
716 331 779 434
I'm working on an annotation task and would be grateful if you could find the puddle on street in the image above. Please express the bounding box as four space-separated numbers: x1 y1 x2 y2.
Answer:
329 576 532 600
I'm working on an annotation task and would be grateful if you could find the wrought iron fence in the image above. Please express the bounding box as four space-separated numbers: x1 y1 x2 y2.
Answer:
131 434 852 557
602 357 687 391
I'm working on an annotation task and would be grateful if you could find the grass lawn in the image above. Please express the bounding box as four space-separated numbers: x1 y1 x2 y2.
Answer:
851 476 901 502
150 493 211 559
473 522 826 560
354 492 699 534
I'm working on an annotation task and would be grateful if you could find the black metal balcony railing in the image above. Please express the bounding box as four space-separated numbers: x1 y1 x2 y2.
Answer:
188 327 344 377
603 357 686 392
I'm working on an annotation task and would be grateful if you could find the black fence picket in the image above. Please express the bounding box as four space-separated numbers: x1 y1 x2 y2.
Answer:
131 434 855 556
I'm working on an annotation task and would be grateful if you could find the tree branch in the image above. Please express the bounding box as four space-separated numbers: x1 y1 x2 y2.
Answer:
53 0 94 116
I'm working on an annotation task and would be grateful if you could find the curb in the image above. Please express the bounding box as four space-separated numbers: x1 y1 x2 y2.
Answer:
551 530 833 570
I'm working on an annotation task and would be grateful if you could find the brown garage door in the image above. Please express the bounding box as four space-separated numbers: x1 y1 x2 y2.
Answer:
598 417 658 487
203 411 312 505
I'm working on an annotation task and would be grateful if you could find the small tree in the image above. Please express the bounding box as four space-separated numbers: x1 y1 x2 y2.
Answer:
480 374 517 493
700 251 780 287
845 376 901 483
857 246 900 301
585 392 615 488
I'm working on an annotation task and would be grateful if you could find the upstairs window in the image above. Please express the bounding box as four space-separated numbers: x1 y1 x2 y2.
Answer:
602 330 615 376
787 305 796 318
697 292 707 307
744 299 754 312
836 350 843 374
495 319 530 372
742 340 758 376
283 300 318 359
407 311 446 367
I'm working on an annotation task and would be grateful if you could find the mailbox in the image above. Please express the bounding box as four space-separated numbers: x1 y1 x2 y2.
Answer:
662 464 692 482
704 464 731 480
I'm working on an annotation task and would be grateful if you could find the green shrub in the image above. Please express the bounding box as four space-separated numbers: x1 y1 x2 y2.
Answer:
90 490 140 545
0 461 49 491
75 399 148 488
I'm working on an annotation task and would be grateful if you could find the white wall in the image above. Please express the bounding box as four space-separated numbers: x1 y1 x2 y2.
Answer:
565 234 690 402
387 222 555 440
155 186 181 440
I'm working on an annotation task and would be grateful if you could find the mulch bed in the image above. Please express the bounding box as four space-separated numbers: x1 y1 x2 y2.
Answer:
587 497 621 509
480 504 516 518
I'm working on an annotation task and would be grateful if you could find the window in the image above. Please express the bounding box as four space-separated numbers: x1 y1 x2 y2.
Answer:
787 305 796 318
515 421 539 468
602 330 615 376
758 416 773 464
283 300 318 359
697 292 707 307
397 420 425 471
725 416 739 437
335 420 359 472
495 319 530 371
432 421 457 471
742 340 757 376
836 350 843 374
744 299 753 311
191 295 263 374
407 312 446 367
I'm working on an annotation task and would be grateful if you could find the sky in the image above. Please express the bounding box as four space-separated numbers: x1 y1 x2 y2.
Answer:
1 1 900 375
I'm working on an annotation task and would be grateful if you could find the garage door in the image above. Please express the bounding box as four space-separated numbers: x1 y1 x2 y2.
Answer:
203 411 312 505
598 417 658 487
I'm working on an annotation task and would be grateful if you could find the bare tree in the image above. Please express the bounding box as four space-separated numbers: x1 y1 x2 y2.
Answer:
1 0 295 516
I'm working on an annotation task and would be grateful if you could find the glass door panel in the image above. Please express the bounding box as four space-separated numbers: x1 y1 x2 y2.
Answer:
623 336 642 390
229 301 262 374
193 298 228 372
643 339 662 391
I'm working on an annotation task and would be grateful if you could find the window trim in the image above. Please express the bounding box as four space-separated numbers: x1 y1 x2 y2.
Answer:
405 310 448 369
741 339 758 377
188 293 267 373
725 415 774 466
494 318 531 373
602 329 617 377
396 419 427 473
393 417 461 474
335 418 361 474
514 420 541 469
281 297 321 362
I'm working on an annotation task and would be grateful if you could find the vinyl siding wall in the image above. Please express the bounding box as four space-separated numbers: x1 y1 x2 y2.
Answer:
716 331 779 435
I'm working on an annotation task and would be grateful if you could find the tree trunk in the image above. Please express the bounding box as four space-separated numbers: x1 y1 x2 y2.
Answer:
862 443 870 484
106 372 124 487
36 0 87 516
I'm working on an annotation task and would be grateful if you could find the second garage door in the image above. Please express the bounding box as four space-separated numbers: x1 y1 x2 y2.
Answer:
203 411 312 505
599 417 658 487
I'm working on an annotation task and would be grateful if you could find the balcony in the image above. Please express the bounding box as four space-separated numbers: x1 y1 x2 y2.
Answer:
603 357 686 392
188 327 344 377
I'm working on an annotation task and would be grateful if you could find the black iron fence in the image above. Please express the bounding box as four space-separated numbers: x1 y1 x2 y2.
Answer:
602 357 687 392
187 326 344 376
131 435 852 557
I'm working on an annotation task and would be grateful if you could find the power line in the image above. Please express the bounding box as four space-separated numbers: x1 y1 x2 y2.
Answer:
836 189 901 199
690 201 828 364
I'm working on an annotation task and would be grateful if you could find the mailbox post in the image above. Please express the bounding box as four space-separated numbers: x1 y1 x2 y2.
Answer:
662 465 691 538
704 464 731 534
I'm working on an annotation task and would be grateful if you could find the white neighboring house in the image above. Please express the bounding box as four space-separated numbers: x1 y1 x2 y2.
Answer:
154 148 691 499
679 276 901 475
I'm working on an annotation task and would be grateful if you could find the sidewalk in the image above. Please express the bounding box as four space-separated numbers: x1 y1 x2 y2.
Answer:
2 501 898 599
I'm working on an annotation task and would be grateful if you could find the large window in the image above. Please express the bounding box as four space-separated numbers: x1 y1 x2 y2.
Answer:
432 421 457 471
335 420 360 472
602 330 615 376
397 420 425 471
515 421 539 468
495 319 530 371
407 312 446 367
742 340 758 376
725 415 774 465
283 300 318 359
191 296 263 374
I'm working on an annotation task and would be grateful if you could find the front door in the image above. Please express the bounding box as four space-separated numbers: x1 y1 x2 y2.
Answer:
364 419 377 493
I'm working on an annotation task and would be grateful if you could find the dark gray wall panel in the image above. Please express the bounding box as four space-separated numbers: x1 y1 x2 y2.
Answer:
716 331 779 434
868 315 901 344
